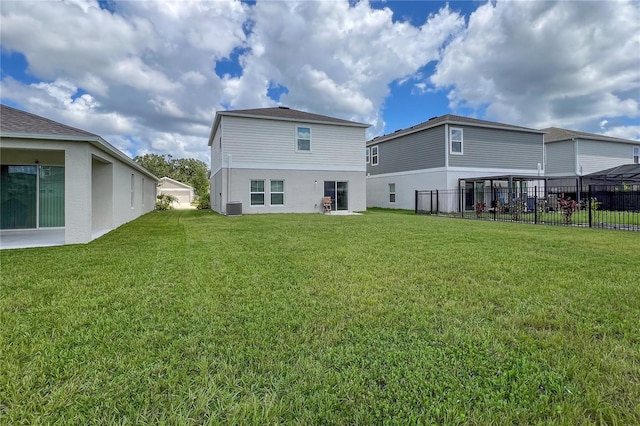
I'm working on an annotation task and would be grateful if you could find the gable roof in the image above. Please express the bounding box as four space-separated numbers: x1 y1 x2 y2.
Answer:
367 114 543 145
0 104 158 180
542 127 638 144
159 176 194 190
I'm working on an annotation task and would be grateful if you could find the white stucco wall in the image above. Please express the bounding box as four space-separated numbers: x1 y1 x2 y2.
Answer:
215 168 366 214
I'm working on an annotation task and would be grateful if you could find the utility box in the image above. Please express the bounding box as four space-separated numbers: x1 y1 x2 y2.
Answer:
226 202 242 216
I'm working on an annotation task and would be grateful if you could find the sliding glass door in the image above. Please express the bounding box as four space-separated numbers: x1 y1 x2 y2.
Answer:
0 165 64 229
323 181 348 211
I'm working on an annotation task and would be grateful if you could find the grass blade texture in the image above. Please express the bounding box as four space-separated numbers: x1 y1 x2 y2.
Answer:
1 210 639 424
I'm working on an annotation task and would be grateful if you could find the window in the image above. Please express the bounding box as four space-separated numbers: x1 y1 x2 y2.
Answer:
250 180 265 206
270 180 284 205
130 174 135 207
450 127 463 154
634 146 639 164
389 183 396 203
371 145 379 166
297 127 311 151
365 147 370 164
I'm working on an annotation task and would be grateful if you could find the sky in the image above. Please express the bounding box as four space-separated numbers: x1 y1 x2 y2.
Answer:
1 0 639 164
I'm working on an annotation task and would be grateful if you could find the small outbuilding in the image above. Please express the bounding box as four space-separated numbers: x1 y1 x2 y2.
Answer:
158 176 195 208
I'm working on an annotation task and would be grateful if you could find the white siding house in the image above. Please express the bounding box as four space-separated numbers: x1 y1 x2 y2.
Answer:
543 127 640 179
208 107 369 214
0 104 158 249
158 176 195 207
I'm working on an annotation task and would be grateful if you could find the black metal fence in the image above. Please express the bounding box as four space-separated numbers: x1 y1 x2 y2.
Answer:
415 185 640 231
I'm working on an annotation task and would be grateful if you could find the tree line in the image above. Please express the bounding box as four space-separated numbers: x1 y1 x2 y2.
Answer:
134 154 209 197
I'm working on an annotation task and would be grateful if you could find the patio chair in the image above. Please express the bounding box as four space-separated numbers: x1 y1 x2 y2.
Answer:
322 196 332 213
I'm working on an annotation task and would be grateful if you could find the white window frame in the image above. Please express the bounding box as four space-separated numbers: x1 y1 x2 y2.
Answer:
389 183 396 203
296 126 311 152
250 180 265 206
365 147 370 164
634 146 639 164
270 180 284 206
450 127 463 155
371 145 379 166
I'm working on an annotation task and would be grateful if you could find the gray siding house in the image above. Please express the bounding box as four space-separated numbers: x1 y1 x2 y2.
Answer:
209 107 369 214
366 115 545 210
543 127 640 184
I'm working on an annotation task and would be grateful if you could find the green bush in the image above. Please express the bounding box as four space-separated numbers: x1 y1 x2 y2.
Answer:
197 193 210 210
156 193 177 210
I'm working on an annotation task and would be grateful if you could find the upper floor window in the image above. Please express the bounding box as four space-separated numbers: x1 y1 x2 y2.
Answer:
634 146 639 164
297 127 311 152
250 180 265 206
365 147 370 164
450 128 463 155
371 145 379 166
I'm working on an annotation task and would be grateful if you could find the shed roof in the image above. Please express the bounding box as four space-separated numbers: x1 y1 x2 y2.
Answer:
367 114 543 145
584 164 640 183
542 127 638 144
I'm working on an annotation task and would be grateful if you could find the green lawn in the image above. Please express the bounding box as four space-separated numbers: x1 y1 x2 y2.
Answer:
1 210 639 424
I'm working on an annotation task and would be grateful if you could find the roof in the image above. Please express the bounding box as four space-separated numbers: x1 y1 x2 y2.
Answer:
159 176 194 189
1 104 99 138
542 127 638 144
0 104 158 181
367 114 543 145
218 106 369 127
584 164 640 183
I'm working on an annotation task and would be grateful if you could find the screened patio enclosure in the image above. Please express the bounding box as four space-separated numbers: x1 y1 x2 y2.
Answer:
1 164 65 230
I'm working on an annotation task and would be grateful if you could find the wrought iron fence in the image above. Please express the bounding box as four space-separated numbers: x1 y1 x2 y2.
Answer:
415 184 640 231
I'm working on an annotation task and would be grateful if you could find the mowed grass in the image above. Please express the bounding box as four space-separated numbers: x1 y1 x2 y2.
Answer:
1 210 639 424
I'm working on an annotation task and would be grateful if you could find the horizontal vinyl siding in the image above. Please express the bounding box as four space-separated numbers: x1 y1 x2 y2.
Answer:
545 141 575 175
211 125 223 173
367 126 445 175
448 126 543 169
222 116 364 170
579 140 636 175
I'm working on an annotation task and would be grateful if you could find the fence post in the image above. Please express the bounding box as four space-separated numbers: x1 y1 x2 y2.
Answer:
430 191 434 215
415 190 418 215
587 185 593 228
436 190 439 215
459 186 463 217
534 186 538 224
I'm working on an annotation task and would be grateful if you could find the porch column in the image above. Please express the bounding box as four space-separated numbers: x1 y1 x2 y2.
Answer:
65 145 92 244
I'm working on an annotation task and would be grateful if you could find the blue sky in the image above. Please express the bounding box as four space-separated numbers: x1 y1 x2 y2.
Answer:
1 0 639 162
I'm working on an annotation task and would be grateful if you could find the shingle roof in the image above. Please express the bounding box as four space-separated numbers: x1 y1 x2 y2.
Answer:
0 104 99 139
217 106 369 127
367 114 542 145
541 127 638 144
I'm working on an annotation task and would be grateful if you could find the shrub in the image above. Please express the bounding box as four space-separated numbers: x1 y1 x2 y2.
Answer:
156 193 177 210
197 193 210 210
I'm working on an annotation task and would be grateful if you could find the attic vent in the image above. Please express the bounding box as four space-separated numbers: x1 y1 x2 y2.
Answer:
278 106 290 109
428 116 438 120
394 129 402 133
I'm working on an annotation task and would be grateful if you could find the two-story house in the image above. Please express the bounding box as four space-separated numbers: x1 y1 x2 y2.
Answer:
366 114 545 210
208 107 369 214
543 127 640 186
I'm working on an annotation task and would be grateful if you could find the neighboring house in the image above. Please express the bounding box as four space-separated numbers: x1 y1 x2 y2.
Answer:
366 114 545 210
158 176 195 207
0 104 158 249
208 106 369 214
543 127 640 185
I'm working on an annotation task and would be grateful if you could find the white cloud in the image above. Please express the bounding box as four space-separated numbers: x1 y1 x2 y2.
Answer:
430 0 640 131
221 0 465 133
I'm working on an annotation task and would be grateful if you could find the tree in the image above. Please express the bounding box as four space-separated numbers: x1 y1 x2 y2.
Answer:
134 153 210 197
